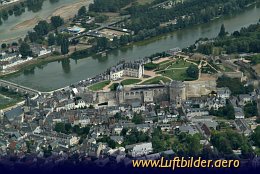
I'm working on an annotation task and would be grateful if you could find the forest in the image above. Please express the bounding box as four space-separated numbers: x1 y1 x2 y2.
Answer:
189 22 260 55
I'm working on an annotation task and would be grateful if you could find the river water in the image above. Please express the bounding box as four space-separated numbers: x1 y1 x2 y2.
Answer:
3 4 260 91
0 0 84 41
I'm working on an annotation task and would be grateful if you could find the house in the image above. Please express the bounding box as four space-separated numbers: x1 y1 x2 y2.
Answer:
217 87 231 99
207 97 226 110
178 124 199 135
238 94 252 106
125 142 153 158
65 99 75 110
185 108 209 119
78 114 91 127
131 100 145 113
234 119 251 135
4 106 24 124
110 136 124 144
234 107 245 119
75 99 86 109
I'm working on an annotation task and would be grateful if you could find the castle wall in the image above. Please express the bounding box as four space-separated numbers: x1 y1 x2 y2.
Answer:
184 80 216 98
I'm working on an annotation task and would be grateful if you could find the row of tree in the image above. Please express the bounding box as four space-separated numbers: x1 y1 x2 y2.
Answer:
125 0 256 33
27 16 64 43
89 0 135 12
193 22 260 55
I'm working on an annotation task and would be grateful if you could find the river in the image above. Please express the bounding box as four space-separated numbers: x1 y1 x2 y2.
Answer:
3 4 260 92
0 0 86 41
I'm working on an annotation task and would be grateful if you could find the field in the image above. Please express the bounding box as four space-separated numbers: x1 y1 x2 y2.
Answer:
138 0 155 5
159 68 195 81
121 79 142 85
0 88 23 109
156 59 197 81
142 76 171 85
167 59 192 69
99 28 128 40
88 80 111 91
217 64 235 72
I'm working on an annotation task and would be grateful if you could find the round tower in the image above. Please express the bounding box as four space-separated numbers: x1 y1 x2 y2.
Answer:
169 81 186 104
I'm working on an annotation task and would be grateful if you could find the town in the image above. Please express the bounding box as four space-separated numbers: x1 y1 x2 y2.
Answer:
0 0 260 172
0 47 260 169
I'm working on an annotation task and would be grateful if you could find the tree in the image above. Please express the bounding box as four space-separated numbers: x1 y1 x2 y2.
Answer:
244 101 258 118
50 16 64 29
34 20 50 36
186 64 199 79
60 36 69 55
48 33 56 46
78 6 87 16
28 31 39 43
218 24 227 37
1 43 7 49
19 42 32 58
96 37 109 51
54 122 65 133
64 123 72 133
209 100 235 119
251 126 260 148
132 113 144 124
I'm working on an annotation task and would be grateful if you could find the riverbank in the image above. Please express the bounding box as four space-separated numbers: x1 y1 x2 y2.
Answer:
10 0 91 31
0 0 26 10
0 54 69 78
47 0 92 22
0 0 92 42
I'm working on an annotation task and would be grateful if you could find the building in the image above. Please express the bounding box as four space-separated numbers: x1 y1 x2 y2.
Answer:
109 62 144 81
217 87 231 99
125 142 153 158
234 107 245 119
65 26 86 35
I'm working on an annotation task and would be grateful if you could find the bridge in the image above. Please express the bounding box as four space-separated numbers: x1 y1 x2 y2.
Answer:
0 79 42 96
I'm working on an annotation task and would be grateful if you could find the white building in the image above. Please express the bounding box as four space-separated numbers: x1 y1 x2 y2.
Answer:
125 142 153 158
217 87 231 99
109 62 144 81
234 107 245 119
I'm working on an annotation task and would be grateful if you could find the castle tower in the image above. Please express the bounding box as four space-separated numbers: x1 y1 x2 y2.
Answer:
0 110 4 124
116 83 124 104
169 81 186 106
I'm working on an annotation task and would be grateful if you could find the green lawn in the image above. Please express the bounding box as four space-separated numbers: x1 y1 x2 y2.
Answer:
157 61 174 71
121 79 142 85
0 88 24 109
158 60 172 65
201 65 218 74
245 54 260 65
138 0 155 5
88 80 111 91
167 59 192 69
142 76 171 85
144 62 158 70
217 64 235 72
159 68 196 81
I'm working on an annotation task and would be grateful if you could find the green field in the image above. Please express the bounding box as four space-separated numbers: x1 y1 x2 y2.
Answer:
167 59 192 69
142 76 171 85
0 87 24 109
201 65 218 74
159 68 196 81
121 79 142 85
246 54 260 65
217 64 235 72
88 80 111 91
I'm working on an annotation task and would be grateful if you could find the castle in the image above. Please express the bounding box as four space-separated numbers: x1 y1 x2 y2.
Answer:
89 81 187 107
109 61 144 81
